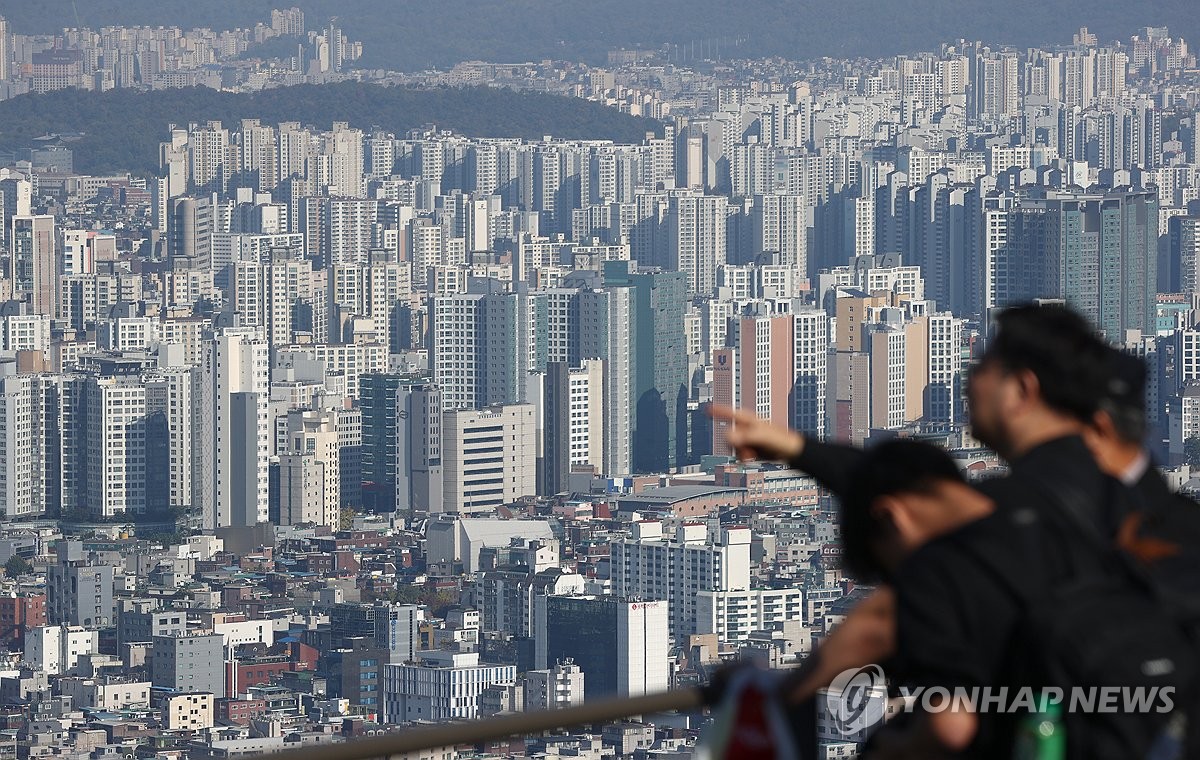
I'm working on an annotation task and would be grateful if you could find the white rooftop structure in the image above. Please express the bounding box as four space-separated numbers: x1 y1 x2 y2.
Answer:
425 516 555 573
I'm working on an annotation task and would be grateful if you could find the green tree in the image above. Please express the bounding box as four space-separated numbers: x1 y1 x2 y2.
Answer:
4 555 31 579
1185 437 1200 467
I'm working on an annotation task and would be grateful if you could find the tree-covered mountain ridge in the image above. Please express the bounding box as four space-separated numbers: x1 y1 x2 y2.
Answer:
0 83 663 176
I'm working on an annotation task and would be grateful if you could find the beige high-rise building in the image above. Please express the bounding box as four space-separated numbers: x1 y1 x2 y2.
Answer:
829 290 944 444
712 308 795 457
0 17 10 82
10 215 56 317
281 409 341 527
442 404 536 515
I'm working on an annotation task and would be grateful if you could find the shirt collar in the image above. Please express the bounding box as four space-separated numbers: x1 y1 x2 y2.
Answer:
1120 449 1151 487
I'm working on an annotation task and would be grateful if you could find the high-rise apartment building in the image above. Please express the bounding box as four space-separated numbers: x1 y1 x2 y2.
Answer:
668 191 727 297
541 359 605 495
10 215 56 316
1167 215 1200 299
145 367 196 516
275 409 340 527
194 327 269 530
60 230 114 277
323 198 375 266
712 305 830 454
359 375 442 514
828 292 945 443
602 262 688 473
578 286 635 476
187 122 230 194
751 193 809 271
1002 189 1158 338
0 17 9 82
84 363 149 518
167 196 213 272
431 283 542 411
0 373 64 519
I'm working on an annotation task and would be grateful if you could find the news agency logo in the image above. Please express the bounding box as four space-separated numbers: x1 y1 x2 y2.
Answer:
825 663 1178 734
827 664 888 734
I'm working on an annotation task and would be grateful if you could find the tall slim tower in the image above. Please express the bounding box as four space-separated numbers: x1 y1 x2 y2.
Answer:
167 196 213 272
0 17 10 82
668 192 727 297
194 327 269 530
712 308 795 458
603 262 688 473
0 374 60 519
85 369 148 519
10 215 56 317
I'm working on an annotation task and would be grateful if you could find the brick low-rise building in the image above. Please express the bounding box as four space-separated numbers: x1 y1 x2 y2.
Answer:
0 592 47 650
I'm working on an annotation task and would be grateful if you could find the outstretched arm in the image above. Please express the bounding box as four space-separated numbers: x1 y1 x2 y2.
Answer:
709 404 864 497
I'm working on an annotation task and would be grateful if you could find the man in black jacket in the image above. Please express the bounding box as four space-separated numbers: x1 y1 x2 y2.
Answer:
712 304 1127 532
709 304 1155 753
835 439 1186 759
1082 348 1200 545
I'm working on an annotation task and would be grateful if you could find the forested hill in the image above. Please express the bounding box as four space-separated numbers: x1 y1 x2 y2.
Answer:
0 83 663 175
4 0 1198 71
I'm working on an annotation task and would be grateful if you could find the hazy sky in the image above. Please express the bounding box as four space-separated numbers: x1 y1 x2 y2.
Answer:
9 0 1199 70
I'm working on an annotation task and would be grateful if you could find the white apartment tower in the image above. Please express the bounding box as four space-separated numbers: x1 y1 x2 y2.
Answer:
266 258 313 347
793 309 830 438
322 198 376 267
0 17 9 82
144 367 194 512
610 522 752 639
0 374 58 519
188 122 231 193
10 215 56 317
752 193 808 271
668 192 728 296
85 372 148 518
194 327 269 529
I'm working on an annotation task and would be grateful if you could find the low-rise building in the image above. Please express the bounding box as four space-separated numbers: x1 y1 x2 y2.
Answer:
162 692 215 731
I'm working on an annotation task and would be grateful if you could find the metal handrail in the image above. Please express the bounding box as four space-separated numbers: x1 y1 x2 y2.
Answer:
255 688 708 760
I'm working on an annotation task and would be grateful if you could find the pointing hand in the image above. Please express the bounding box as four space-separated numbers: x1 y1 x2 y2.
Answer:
708 404 806 463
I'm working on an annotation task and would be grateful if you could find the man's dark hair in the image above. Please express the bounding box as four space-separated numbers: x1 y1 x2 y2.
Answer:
1097 347 1147 444
983 303 1112 422
840 439 966 583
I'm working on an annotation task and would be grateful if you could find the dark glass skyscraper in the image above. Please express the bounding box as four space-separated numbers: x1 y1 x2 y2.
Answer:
603 261 689 473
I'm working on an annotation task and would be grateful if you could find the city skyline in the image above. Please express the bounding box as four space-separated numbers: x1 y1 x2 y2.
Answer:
0 6 1196 759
